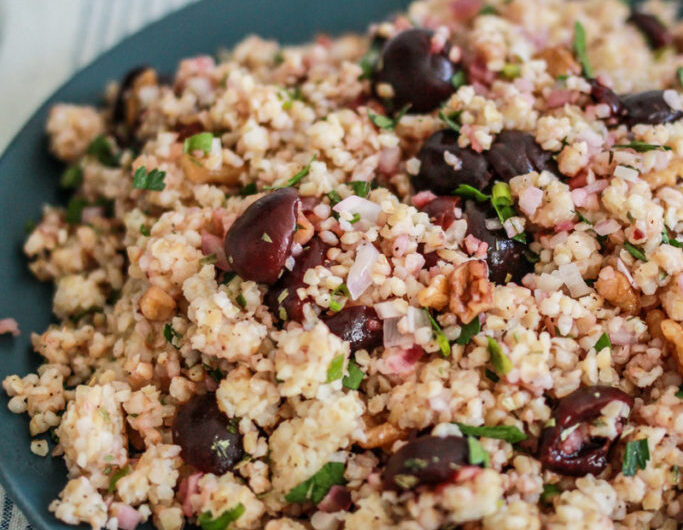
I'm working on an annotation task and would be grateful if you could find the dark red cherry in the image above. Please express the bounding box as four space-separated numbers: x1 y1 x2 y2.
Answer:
324 305 383 353
486 130 557 181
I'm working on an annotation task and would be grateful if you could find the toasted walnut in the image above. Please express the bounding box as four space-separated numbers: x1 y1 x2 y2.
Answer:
646 309 666 341
449 260 494 324
293 210 314 246
125 68 158 127
595 266 640 314
641 159 683 190
661 319 683 374
417 274 449 311
536 46 581 78
180 153 242 185
139 285 176 321
358 419 405 449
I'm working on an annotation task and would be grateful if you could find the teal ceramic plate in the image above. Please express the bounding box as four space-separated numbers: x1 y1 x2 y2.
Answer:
0 1 407 527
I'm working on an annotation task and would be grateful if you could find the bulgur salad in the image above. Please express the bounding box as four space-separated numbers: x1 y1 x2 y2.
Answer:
4 0 683 528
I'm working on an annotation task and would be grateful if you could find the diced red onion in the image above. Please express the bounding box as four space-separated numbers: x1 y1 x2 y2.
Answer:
616 258 637 288
333 195 381 225
546 89 577 108
582 179 608 194
518 186 543 216
347 243 379 299
610 327 637 346
383 318 413 348
594 219 620 236
614 165 639 182
201 232 230 271
81 206 105 224
0 318 19 337
554 221 575 234
391 234 411 257
484 218 502 231
378 147 402 174
405 306 430 332
317 485 351 513
450 0 484 21
383 345 424 374
179 472 203 517
374 300 405 319
663 89 682 111
571 188 588 208
558 263 591 297
411 190 438 208
112 503 141 530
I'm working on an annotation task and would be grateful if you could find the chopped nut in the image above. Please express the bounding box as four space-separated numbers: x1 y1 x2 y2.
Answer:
293 210 314 246
641 158 683 190
30 439 49 457
595 266 640 314
417 274 449 310
180 153 242 185
536 46 581 78
358 420 405 449
646 309 666 341
661 319 683 373
139 285 176 321
449 260 494 324
125 68 158 127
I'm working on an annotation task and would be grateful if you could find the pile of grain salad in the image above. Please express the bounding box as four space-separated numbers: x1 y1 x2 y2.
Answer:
4 0 683 528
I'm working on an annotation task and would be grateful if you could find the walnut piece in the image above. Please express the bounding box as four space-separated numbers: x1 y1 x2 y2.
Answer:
646 309 666 341
661 319 683 374
535 46 581 78
358 419 405 449
180 153 242 185
417 274 449 311
139 285 176 321
595 266 640 314
448 260 494 324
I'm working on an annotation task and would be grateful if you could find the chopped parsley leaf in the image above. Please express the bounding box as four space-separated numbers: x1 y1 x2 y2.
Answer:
108 465 130 494
484 368 500 383
327 190 343 205
163 323 182 349
453 184 490 202
342 359 364 390
139 224 151 236
675 385 683 399
678 67 683 88
88 135 119 167
541 483 561 504
456 316 480 345
183 132 214 154
265 154 316 190
467 436 489 467
622 439 650 477
623 242 647 262
450 69 467 89
501 63 521 80
574 210 593 225
285 462 346 504
200 254 218 265
326 354 345 382
239 182 258 196
359 39 383 80
348 212 361 224
425 310 451 357
349 181 370 198
329 299 342 312
456 423 527 443
488 337 513 375
197 503 245 530
438 109 461 132
60 165 83 189
261 232 273 243
133 166 166 191
368 103 411 131
572 21 594 78
662 229 683 248
65 197 88 225
594 332 611 352
479 5 498 15
235 294 247 308
612 140 671 152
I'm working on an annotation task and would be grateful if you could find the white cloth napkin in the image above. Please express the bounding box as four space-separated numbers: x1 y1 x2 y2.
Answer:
0 1 194 526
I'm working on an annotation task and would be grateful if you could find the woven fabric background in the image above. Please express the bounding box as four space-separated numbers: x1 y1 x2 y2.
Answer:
0 1 194 526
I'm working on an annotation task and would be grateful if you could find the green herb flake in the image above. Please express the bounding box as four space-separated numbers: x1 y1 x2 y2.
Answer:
108 465 131 494
485 368 500 383
490 181 520 236
678 67 683 88
541 483 561 504
97 408 110 422
133 166 166 191
453 184 491 202
467 436 490 467
501 63 521 80
65 197 88 225
284 462 346 504
183 132 214 154
239 182 258 196
456 316 481 345
163 323 182 349
261 232 273 243
235 294 247 308
327 190 343 205
197 503 246 530
24 220 37 234
488 337 513 375
342 359 364 390
456 423 527 443
450 70 467 89
479 5 498 15
368 103 411 131
594 332 611 352
139 224 151 236
211 439 232 460
350 181 370 198
348 212 361 224
200 254 218 265
60 165 83 189
622 438 650 477
438 109 461 132
425 310 451 357
265 154 317 190
661 229 683 248
332 283 350 297
88 135 119 167
623 242 647 262
675 385 683 399
359 40 383 80
572 21 594 78
574 210 593 225
329 299 343 312
326 354 346 383
612 140 671 153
